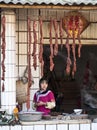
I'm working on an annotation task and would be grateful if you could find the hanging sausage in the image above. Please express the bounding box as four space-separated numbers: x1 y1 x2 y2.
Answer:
39 18 44 77
32 20 37 70
77 16 82 58
72 16 77 77
49 19 54 71
53 19 58 56
1 16 6 92
63 11 89 77
65 18 72 75
26 18 32 110
59 18 63 49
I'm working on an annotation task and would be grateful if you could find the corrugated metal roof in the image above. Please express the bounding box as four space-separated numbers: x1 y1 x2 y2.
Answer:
0 0 97 5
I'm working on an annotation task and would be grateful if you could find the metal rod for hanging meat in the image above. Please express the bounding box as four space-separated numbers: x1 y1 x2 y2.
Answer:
49 19 54 71
77 16 82 58
59 18 63 49
1 16 6 92
26 18 32 110
53 19 58 56
39 18 44 77
65 18 71 75
32 20 37 70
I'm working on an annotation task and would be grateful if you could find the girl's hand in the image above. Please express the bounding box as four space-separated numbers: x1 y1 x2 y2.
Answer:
36 101 46 106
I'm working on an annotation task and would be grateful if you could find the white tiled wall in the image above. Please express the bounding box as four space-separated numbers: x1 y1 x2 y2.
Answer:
80 124 91 130
34 125 45 130
57 124 68 130
10 126 22 130
46 125 56 130
69 124 79 130
92 123 97 129
1 10 16 114
0 123 97 130
16 9 40 110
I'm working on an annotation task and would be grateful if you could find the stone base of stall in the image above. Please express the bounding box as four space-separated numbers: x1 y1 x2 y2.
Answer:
0 123 97 130
0 120 97 130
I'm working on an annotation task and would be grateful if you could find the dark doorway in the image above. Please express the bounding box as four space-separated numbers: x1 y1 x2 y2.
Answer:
43 45 97 114
43 45 81 113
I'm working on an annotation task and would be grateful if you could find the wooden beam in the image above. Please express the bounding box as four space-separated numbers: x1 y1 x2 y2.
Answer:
43 37 97 40
0 3 97 10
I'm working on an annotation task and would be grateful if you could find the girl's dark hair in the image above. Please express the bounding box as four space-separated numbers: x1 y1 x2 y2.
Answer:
39 77 48 89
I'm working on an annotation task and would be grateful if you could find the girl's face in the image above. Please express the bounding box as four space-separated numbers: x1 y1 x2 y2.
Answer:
40 81 48 91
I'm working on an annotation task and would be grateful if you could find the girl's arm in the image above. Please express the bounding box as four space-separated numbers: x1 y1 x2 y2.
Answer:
35 101 47 106
45 91 56 109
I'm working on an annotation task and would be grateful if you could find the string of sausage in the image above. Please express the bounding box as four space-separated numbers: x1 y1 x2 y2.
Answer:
32 20 37 70
26 18 32 110
49 19 54 71
59 18 63 50
72 16 77 77
1 16 6 92
65 18 72 75
77 16 82 58
39 18 44 77
53 19 58 56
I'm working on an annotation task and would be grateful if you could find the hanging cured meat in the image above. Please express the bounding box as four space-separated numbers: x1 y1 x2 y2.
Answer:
39 18 44 77
1 16 6 92
65 17 71 75
26 18 32 110
32 20 37 70
77 16 82 58
63 11 89 76
53 19 58 56
72 16 77 77
59 18 63 49
49 19 54 71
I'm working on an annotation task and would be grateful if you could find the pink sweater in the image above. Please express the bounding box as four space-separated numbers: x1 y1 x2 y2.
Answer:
34 90 55 115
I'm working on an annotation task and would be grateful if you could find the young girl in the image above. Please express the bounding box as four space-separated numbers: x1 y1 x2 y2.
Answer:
33 77 55 115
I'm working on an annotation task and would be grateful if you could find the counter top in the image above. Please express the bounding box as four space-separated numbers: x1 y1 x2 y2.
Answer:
20 119 91 125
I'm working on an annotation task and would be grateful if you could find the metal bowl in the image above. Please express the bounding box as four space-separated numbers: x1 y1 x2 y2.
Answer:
18 111 43 121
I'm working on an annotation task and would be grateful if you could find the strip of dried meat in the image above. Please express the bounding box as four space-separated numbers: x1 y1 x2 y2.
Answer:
1 16 6 92
32 20 37 70
26 18 32 110
77 16 82 58
53 19 58 56
49 19 54 71
39 18 44 77
59 18 63 49
65 18 72 75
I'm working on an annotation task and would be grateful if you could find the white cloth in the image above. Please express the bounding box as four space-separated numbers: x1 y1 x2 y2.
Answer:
45 102 56 109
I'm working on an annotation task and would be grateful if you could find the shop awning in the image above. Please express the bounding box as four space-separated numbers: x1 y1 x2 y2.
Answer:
0 0 97 5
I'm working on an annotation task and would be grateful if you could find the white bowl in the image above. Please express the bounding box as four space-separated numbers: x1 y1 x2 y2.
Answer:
73 109 82 115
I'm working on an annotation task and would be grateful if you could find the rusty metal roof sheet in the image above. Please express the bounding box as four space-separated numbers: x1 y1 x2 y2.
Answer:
0 0 97 5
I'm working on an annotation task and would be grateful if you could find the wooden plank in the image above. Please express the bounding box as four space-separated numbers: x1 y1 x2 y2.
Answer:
80 124 90 130
69 124 79 130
